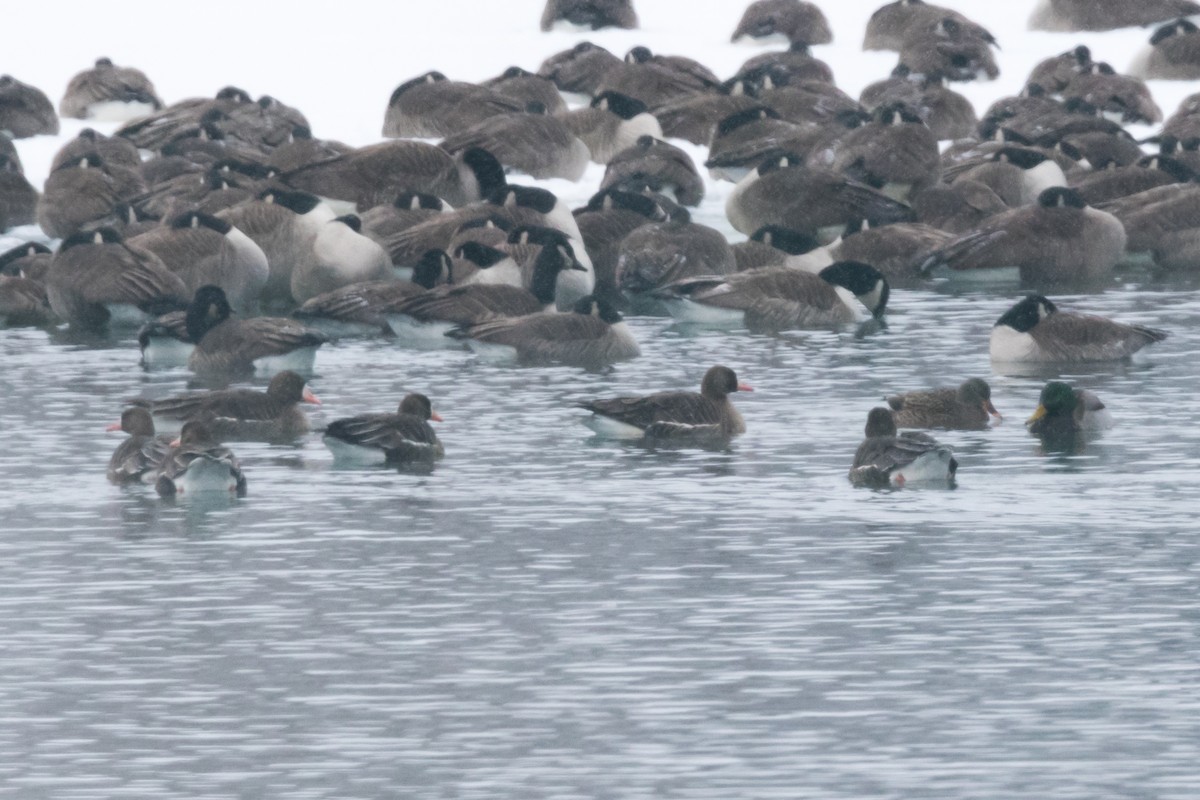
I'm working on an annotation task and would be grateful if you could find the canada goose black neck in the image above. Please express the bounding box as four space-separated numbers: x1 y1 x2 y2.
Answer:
530 244 581 305
334 214 363 233
60 228 122 251
488 184 558 215
456 241 509 268
413 250 452 288
995 294 1056 332
460 147 507 199
583 189 665 219
591 91 648 120
260 188 323 215
819 262 890 317
185 285 233 343
1038 186 1086 209
717 106 780 137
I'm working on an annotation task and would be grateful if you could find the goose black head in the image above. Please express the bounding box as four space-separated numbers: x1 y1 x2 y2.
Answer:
59 227 122 252
864 407 898 438
750 226 822 255
995 294 1056 332
454 241 509 268
486 184 559 215
582 188 666 220
716 106 780 137
259 188 323 215
507 224 570 248
572 294 623 324
413 249 453 288
591 91 648 120
818 261 890 318
1037 186 1086 209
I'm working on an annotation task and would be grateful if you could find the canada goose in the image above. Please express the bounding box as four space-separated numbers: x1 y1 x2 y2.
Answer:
1026 382 1113 446
0 75 58 138
36 154 122 239
758 79 866 128
216 188 335 305
861 69 977 141
185 285 328 376
726 154 917 241
574 189 667 305
51 127 140 173
128 211 268 314
0 274 57 326
828 102 941 202
849 407 957 488
323 393 444 465
113 86 253 151
1162 91 1200 140
291 215 393 304
654 261 888 330
704 106 819 183
910 180 1008 234
447 216 514 254
382 72 523 139
1063 64 1162 125
1071 155 1194 205
541 0 637 30
0 153 36 230
578 365 751 442
154 421 246 498
1029 0 1200 31
129 370 320 443
106 407 173 485
440 109 590 182
1027 45 1094 92
654 85 764 146
731 44 835 89
1103 183 1200 268
887 378 1001 430
292 249 450 337
594 46 722 110
448 294 639 368
359 193 447 243
920 187 1126 284
483 67 567 114
453 241 523 287
217 94 310 152
45 228 187 328
731 0 832 45
282 142 506 211
949 146 1067 208
0 241 52 279
898 21 1000 82
59 58 162 121
990 294 1167 363
385 242 582 346
1130 19 1200 79
600 135 704 206
732 225 829 272
537 42 623 96
557 91 663 165
617 213 735 296
864 1 997 52
830 221 953 279
266 126 353 174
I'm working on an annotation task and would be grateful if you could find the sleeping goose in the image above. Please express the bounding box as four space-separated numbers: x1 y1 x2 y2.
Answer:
540 0 638 31
1029 0 1200 32
323 393 444 465
731 0 832 45
849 407 957 488
654 261 888 331
0 152 37 230
990 294 1167 363
600 135 704 206
154 421 247 498
440 108 590 182
578 365 751 442
36 153 122 239
1130 20 1200 80
537 42 623 97
184 285 328 376
59 58 162 121
886 378 1001 430
0 75 58 138
382 72 523 139
557 91 662 165
447 294 639 368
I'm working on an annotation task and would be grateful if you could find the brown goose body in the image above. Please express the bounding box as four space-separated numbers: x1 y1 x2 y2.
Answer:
382 74 523 139
184 285 327 376
850 407 958 487
154 421 247 498
538 43 623 96
579 365 751 441
731 0 832 45
37 155 122 239
107 408 174 484
1131 21 1200 80
59 58 162 120
990 294 1167 363
0 75 59 138
441 113 590 182
541 0 638 31
323 393 444 464
0 274 56 326
1029 0 1200 32
887 378 1001 430
0 154 37 230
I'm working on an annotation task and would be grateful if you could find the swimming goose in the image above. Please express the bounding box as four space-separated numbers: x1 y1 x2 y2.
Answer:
732 226 829 272
382 72 523 139
323 393 444 465
654 261 888 331
537 42 624 96
617 213 735 296
440 109 590 182
1103 183 1200 268
920 187 1126 284
45 228 187 329
990 294 1167 363
185 285 328 376
910 180 1008 234
59 58 162 121
1026 382 1113 442
154 421 247 498
0 75 58 138
1130 19 1200 79
291 215 393 304
292 250 450 337
830 221 953 280
1029 0 1200 31
849 407 957 487
726 154 917 241
447 294 639 368
557 91 663 165
106 407 174 485
601 136 704 206
578 365 751 441
128 211 268 314
731 0 832 44
887 378 1001 430
129 370 320 443
540 0 637 30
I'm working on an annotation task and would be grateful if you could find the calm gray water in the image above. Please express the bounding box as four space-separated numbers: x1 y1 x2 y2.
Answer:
2 271 1200 798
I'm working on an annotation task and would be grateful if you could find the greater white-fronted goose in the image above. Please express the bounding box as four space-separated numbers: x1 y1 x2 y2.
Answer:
849 407 957 487
887 378 1001 430
59 58 162 121
0 75 59 138
578 365 752 441
323 393 444 465
731 0 832 45
106 407 174 485
129 369 320 442
990 294 1168 363
655 261 888 331
448 294 640 368
185 285 328 376
45 228 187 329
920 187 1126 284
154 420 247 498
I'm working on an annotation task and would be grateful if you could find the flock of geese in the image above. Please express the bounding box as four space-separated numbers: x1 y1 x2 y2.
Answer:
1 0 1194 495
